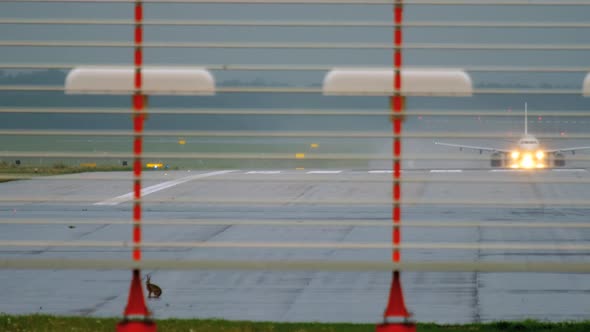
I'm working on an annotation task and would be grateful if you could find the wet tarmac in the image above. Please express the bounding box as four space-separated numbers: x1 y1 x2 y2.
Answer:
0 168 590 323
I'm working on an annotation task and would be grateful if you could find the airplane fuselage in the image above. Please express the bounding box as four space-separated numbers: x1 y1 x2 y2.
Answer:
517 134 540 151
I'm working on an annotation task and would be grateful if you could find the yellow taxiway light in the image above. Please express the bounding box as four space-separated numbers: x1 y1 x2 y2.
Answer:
310 143 319 149
146 163 163 169
511 151 520 159
178 139 186 145
295 153 305 159
536 151 545 160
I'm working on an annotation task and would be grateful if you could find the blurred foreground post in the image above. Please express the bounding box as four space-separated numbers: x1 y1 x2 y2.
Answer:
65 25 214 331
323 35 472 332
379 2 414 330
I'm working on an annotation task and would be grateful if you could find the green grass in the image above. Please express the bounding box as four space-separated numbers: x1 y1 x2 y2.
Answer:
0 135 386 170
0 162 132 177
1 315 590 332
0 162 134 183
0 165 132 175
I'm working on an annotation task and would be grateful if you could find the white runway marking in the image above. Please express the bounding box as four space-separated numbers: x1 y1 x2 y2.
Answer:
430 170 463 173
552 169 587 172
95 170 235 206
368 170 393 174
306 170 343 174
246 171 281 174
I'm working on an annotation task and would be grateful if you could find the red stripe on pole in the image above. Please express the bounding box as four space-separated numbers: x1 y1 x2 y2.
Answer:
134 159 141 176
393 206 401 221
135 4 143 21
134 71 142 89
134 137 142 155
393 227 400 244
393 226 400 262
393 183 401 200
394 119 402 135
134 49 143 67
393 251 401 263
134 181 141 199
394 161 401 178
394 51 402 70
393 96 403 114
394 139 401 156
133 94 144 110
134 27 143 45
133 203 141 221
133 249 141 261
133 225 141 242
395 29 402 46
394 6 403 24
134 115 144 133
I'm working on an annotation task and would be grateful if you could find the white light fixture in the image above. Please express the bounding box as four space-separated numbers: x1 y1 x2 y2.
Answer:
583 73 590 97
323 68 473 97
65 67 215 95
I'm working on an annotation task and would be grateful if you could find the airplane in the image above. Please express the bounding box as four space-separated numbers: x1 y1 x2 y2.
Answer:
434 103 590 169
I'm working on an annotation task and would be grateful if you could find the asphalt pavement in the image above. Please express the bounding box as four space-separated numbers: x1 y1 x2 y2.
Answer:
0 168 589 323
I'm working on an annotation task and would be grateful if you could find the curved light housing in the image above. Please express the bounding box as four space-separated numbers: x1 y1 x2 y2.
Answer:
322 68 473 96
583 73 590 96
65 67 215 95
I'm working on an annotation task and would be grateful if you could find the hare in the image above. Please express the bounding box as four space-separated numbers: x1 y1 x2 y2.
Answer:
145 274 162 299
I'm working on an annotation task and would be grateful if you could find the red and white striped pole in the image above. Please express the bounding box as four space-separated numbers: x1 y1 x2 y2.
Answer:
117 1 155 331
392 0 403 266
377 1 414 331
132 0 145 265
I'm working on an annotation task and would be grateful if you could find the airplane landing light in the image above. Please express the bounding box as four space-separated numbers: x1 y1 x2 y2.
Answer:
521 153 535 169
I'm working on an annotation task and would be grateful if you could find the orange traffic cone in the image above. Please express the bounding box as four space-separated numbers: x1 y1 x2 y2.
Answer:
116 269 157 332
375 271 416 332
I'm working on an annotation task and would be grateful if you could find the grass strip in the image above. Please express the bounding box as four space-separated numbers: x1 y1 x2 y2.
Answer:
1 314 590 332
0 164 133 183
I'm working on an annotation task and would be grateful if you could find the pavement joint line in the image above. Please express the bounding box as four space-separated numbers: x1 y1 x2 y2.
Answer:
93 170 235 206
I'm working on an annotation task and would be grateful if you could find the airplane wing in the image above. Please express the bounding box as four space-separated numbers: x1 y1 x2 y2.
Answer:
545 146 590 153
434 142 511 153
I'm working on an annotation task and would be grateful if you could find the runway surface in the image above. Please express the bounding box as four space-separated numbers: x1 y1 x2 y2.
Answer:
1 168 590 323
